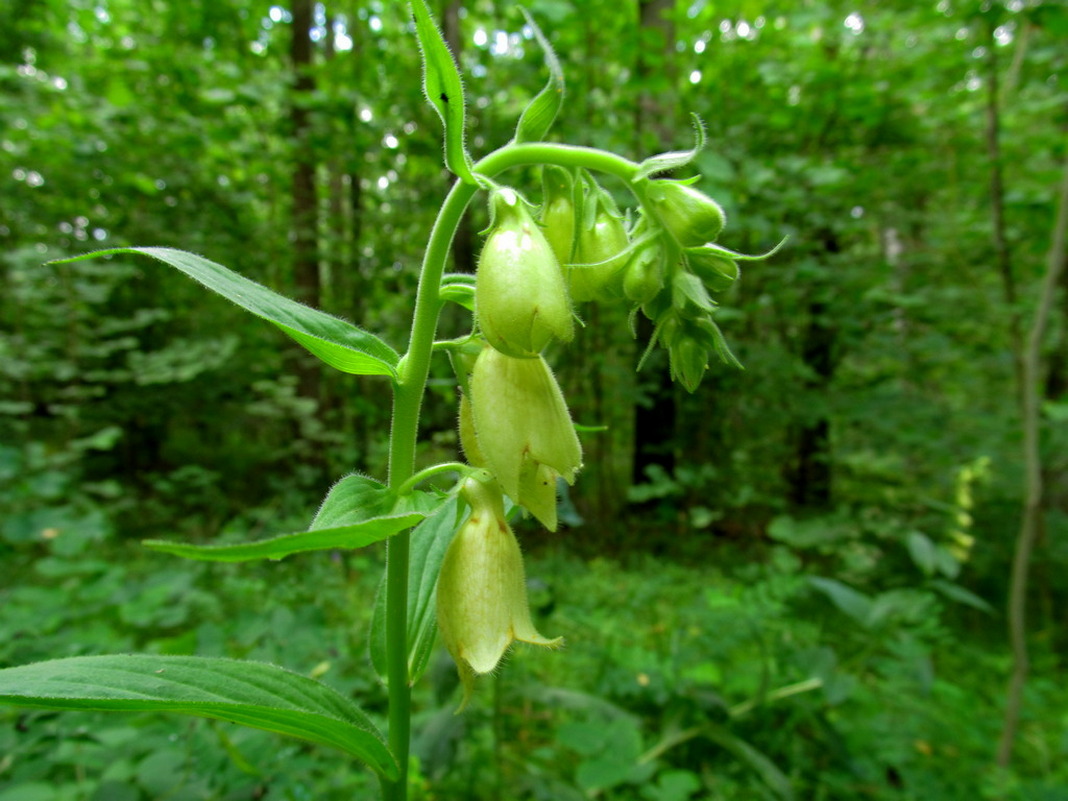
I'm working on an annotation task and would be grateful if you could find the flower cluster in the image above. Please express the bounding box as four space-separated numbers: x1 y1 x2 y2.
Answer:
438 168 758 703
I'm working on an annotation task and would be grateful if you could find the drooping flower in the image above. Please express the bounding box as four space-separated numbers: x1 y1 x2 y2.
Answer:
468 346 582 530
475 187 574 358
436 477 562 709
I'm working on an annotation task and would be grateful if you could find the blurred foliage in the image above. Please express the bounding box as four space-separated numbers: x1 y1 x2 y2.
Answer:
2 0 1068 798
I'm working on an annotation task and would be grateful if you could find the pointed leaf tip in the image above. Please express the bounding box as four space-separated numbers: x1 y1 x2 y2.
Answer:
633 114 707 182
0 655 397 780
410 0 476 183
50 247 400 378
514 8 565 143
145 476 447 563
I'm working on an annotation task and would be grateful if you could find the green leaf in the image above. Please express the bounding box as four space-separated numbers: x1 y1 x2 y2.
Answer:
50 248 399 378
672 271 714 313
703 722 794 801
410 0 476 184
311 473 444 529
930 579 994 613
513 8 564 143
692 237 789 263
906 530 937 576
370 497 462 685
807 576 873 628
633 115 706 182
145 475 446 563
439 280 475 311
0 655 397 780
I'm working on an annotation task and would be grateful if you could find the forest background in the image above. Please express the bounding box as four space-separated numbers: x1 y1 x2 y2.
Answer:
2 0 1067 799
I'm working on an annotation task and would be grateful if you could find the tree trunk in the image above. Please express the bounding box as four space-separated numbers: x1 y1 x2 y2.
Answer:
290 0 320 400
631 0 678 488
984 18 1024 399
790 230 839 510
997 147 1068 769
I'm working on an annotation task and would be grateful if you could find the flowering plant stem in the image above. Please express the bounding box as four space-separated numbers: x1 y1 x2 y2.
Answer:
381 143 640 800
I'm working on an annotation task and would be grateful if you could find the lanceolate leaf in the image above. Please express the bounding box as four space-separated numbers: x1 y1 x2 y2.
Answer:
703 722 794 801
370 497 463 685
633 115 707 181
50 248 400 378
513 8 564 144
144 476 446 563
692 238 789 262
410 0 476 184
807 576 873 627
0 655 397 780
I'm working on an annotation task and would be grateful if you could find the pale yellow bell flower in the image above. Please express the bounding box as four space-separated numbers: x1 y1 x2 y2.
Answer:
468 346 582 530
475 187 574 358
436 477 562 709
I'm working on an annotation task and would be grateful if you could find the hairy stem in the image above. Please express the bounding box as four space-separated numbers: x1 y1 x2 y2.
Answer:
379 141 644 800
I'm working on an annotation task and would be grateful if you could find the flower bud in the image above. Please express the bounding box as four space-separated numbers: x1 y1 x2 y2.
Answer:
641 287 673 323
469 346 582 530
457 392 486 467
646 180 726 248
671 270 715 318
570 204 630 303
622 241 666 304
670 335 709 393
476 187 574 358
686 248 739 293
437 477 562 709
657 312 682 348
540 166 577 266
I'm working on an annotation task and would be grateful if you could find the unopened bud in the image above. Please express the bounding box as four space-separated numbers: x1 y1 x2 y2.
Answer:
540 166 577 266
671 270 715 317
570 204 630 303
686 248 739 293
646 180 725 248
476 188 574 358
670 335 709 393
622 240 666 304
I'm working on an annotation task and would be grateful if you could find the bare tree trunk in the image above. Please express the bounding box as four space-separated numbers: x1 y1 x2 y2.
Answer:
984 20 1024 397
631 0 678 489
290 0 320 400
634 0 676 148
996 145 1068 768
324 9 345 299
790 229 839 509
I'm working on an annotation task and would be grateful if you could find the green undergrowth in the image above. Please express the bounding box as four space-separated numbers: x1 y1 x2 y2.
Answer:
2 518 1065 801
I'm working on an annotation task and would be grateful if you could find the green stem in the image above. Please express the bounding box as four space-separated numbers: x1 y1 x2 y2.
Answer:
380 141 643 801
478 142 641 186
395 461 473 496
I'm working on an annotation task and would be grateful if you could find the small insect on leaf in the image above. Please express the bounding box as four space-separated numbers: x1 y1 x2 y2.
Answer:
410 0 475 183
